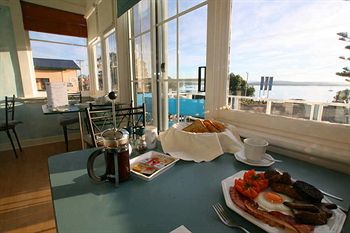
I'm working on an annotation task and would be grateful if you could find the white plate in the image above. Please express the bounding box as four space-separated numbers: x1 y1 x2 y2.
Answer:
222 171 346 233
234 150 275 167
130 151 179 181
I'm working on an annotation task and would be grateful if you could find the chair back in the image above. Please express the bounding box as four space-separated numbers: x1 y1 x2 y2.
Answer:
5 95 16 125
89 102 131 111
85 104 146 147
68 92 82 104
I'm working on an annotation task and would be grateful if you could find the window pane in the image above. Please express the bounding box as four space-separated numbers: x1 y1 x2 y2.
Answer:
158 0 177 22
179 80 205 118
166 80 179 125
141 0 151 32
132 3 141 36
107 32 118 92
179 6 207 80
159 20 177 80
29 31 86 46
229 0 350 125
132 0 151 35
322 105 350 124
142 33 152 81
95 42 103 91
134 37 142 81
133 33 152 82
134 82 153 124
179 0 204 13
271 101 311 120
30 40 89 92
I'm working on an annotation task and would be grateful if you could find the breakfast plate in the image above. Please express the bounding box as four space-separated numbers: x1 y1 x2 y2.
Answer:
221 171 346 233
234 150 275 167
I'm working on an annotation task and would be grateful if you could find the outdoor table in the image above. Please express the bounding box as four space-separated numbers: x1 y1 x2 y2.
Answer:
48 147 350 233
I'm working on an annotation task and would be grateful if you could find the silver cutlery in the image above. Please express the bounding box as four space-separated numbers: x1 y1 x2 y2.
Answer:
266 158 283 163
212 203 250 233
337 205 349 213
320 190 343 202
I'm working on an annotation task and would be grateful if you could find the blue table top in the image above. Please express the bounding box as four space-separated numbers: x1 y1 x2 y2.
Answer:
48 147 350 233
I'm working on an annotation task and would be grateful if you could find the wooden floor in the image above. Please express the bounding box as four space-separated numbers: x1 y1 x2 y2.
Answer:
0 140 81 233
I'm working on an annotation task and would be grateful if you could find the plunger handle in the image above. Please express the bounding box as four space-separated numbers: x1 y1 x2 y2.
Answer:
108 92 117 130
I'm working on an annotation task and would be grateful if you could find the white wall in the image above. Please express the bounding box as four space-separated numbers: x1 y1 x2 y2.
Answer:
0 0 36 97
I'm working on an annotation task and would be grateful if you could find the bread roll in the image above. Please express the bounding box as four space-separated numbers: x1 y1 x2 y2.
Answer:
203 120 220 132
182 120 209 133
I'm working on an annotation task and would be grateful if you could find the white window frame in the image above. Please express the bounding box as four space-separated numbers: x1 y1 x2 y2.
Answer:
90 38 106 97
128 0 155 125
104 28 118 93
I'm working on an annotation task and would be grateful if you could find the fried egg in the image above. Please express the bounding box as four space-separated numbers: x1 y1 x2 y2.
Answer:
255 191 293 216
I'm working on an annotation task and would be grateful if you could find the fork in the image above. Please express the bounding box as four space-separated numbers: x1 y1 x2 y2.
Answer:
266 158 283 163
212 203 250 233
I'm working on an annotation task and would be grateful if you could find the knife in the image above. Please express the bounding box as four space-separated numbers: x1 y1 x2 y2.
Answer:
320 190 343 201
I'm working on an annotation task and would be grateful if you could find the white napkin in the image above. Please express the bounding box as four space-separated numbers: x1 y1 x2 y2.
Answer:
169 225 191 233
159 123 243 162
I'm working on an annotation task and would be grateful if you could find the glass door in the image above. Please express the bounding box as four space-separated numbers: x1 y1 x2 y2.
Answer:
130 0 208 130
157 0 207 130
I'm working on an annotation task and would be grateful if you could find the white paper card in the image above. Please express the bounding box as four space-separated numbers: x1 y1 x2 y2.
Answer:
46 82 68 108
169 225 191 233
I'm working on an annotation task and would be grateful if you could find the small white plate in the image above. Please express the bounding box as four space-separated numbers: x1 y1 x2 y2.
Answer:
222 171 346 233
234 150 275 167
130 151 179 181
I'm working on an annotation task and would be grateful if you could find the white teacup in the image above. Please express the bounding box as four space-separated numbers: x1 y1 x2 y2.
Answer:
145 126 158 149
243 138 269 162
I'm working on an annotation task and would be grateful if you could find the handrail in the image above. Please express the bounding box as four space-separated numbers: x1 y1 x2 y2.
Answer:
227 95 350 124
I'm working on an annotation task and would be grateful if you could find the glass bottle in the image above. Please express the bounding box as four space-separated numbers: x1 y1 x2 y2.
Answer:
136 126 147 154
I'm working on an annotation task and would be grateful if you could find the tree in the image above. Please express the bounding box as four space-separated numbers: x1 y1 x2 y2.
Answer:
333 89 350 103
229 73 255 96
336 32 350 79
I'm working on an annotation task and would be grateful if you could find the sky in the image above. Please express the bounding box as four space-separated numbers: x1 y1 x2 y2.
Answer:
230 0 350 83
29 0 350 84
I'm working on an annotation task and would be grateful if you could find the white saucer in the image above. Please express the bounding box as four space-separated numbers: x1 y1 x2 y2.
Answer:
234 150 275 167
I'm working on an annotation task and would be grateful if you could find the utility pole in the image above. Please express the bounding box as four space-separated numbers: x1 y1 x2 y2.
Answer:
245 72 249 96
76 59 84 91
76 59 84 76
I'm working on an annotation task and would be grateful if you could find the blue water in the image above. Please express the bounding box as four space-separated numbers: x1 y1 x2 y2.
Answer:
253 85 350 103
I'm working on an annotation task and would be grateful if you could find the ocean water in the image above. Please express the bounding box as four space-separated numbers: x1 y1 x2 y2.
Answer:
252 85 350 103
167 84 350 103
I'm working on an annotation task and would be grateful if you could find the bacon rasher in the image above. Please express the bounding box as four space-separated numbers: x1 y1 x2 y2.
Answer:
229 187 314 233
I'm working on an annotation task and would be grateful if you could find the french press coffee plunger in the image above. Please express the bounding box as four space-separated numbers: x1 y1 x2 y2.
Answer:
87 92 131 186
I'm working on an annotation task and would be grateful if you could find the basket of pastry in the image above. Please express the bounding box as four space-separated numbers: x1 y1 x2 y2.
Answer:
221 169 346 233
159 119 242 162
182 119 226 133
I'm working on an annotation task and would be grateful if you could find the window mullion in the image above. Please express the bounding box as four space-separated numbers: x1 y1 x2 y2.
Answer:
176 0 180 123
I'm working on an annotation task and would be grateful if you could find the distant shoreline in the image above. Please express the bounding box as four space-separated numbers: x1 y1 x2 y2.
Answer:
249 81 350 86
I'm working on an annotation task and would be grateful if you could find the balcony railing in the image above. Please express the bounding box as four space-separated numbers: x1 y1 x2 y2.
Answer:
227 95 350 125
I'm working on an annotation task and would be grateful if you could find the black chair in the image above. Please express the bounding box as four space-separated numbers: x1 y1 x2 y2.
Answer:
85 103 145 147
59 92 82 151
0 95 23 158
